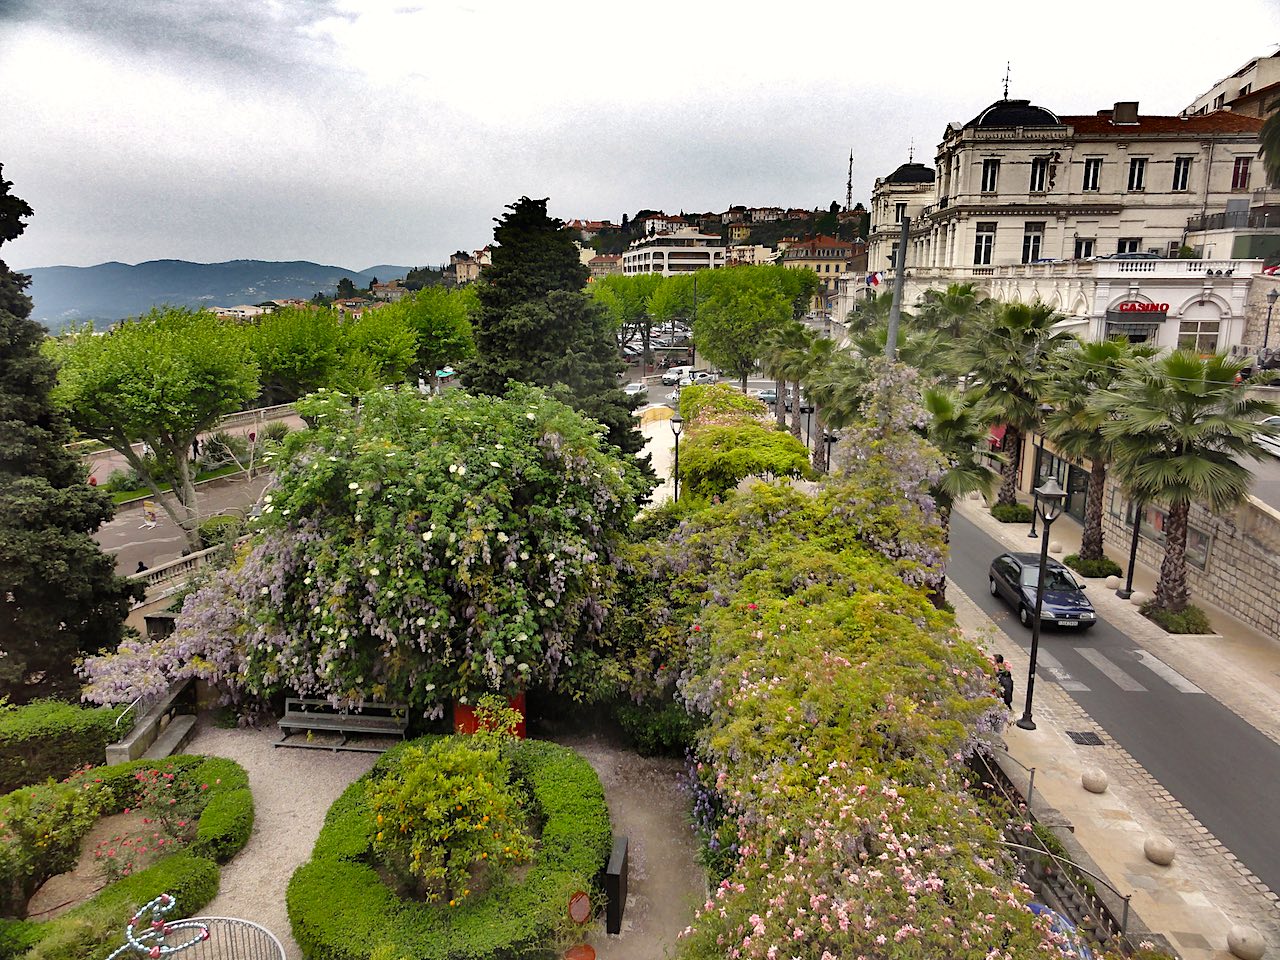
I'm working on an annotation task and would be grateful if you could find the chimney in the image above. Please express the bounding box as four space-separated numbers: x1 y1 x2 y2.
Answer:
1112 101 1139 124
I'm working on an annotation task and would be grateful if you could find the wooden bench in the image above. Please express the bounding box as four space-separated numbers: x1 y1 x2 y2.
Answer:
275 698 409 753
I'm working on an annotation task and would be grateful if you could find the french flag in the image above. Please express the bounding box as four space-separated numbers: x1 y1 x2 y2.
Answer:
865 272 883 287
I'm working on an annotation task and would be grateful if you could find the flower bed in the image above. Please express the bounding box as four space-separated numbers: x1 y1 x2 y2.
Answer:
628 480 1083 957
0 755 252 960
287 736 611 960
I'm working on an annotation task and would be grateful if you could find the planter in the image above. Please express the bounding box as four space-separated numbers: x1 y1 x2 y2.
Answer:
453 691 527 738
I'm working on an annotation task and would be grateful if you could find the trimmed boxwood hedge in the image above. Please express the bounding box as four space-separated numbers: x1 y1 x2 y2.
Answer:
0 754 252 960
288 736 612 960
0 702 124 794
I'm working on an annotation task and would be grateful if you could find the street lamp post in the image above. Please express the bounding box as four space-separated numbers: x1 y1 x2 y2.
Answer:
1027 404 1054 539
1265 287 1279 351
822 431 838 472
1116 499 1144 600
801 403 815 449
671 413 683 502
1016 477 1068 732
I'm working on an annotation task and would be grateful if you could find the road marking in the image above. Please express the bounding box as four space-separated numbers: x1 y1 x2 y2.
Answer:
1075 647 1148 692
1034 650 1091 691
1132 650 1205 694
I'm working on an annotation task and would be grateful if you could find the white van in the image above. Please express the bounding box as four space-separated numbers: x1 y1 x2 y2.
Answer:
661 365 693 386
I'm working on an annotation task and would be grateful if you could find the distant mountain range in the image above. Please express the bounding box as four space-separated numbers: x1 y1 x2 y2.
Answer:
17 259 413 329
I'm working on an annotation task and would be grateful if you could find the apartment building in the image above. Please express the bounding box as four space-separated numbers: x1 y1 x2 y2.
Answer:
1184 50 1280 119
622 228 725 276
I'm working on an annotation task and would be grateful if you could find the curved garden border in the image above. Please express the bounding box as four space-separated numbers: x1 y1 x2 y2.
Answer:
0 754 254 959
287 737 611 960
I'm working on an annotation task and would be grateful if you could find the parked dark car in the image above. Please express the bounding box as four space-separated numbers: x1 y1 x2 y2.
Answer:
988 552 1097 629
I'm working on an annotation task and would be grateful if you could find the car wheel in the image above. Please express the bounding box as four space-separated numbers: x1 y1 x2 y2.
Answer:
988 577 998 597
1018 605 1032 627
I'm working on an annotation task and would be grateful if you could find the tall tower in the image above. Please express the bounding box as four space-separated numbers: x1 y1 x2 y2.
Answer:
845 150 853 212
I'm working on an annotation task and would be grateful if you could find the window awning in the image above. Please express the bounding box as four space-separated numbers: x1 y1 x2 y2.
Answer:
988 424 1008 449
1104 320 1162 337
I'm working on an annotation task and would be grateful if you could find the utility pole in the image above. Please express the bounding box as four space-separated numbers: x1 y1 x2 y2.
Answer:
884 216 910 359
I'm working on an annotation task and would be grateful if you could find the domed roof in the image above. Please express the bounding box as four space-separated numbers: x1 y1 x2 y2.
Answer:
884 162 935 184
969 98 1060 128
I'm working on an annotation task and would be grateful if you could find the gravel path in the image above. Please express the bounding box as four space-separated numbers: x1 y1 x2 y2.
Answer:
184 721 703 960
186 722 381 959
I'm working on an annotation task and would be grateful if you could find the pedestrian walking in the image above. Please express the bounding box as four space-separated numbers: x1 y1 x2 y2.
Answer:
995 653 1014 709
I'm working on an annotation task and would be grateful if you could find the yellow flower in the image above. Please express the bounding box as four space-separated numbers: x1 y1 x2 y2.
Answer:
376 831 383 841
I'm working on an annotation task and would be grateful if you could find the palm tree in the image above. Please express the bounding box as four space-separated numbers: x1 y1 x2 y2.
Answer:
953 300 1076 507
761 320 810 430
778 326 815 440
916 282 992 340
1042 339 1157 563
1259 109 1280 188
1099 350 1280 613
922 386 1002 603
800 337 838 469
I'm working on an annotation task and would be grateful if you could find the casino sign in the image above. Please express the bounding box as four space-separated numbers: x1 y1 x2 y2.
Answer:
1105 300 1168 341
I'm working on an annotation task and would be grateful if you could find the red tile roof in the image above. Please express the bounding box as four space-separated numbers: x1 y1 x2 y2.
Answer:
1062 112 1263 135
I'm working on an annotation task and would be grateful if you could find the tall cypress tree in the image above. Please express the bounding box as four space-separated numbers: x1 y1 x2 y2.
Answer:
465 197 642 454
0 165 140 702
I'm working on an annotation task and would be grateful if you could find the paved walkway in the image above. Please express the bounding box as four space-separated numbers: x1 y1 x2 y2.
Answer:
954 495 1280 959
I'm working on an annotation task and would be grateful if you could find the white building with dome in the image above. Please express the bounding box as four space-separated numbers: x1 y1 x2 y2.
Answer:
847 95 1270 356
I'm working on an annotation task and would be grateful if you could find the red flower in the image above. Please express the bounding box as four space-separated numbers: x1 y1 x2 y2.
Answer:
692 624 702 632
746 603 758 610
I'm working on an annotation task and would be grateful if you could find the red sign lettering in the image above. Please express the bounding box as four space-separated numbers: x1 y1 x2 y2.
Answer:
1117 301 1169 313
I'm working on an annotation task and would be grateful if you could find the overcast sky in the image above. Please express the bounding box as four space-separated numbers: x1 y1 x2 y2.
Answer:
2 1 1278 271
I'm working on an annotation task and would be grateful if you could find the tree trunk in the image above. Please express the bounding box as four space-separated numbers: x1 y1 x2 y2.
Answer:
789 381 802 439
173 448 202 550
741 373 749 394
1154 500 1191 613
428 370 440 394
114 440 200 549
774 376 786 428
996 427 1022 507
932 504 952 608
1078 459 1108 561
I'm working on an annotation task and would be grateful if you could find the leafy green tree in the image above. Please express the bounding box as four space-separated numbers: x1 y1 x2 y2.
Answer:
954 301 1075 507
760 320 810 429
51 307 260 549
694 268 792 390
335 277 358 299
1043 339 1157 562
334 304 417 393
799 336 838 469
1099 351 1280 614
466 197 640 454
0 166 140 701
390 286 476 391
678 423 812 500
249 307 342 405
590 273 660 365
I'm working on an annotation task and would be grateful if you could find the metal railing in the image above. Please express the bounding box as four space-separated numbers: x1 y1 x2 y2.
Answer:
1187 209 1280 232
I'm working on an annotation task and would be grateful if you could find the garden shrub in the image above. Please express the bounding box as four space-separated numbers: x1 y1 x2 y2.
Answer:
1141 601 1214 635
196 514 244 550
0 755 250 959
678 423 812 500
1064 553 1123 578
613 699 698 757
991 502 1034 522
0 701 123 794
288 736 611 960
624 468 1072 957
261 420 291 444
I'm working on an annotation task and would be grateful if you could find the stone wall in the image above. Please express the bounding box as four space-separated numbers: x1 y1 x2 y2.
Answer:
1100 478 1280 636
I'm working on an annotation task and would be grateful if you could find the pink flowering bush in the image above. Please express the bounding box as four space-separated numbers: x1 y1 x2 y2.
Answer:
82 385 651 713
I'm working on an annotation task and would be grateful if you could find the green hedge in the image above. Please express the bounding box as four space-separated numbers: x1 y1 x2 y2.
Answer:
0 702 124 794
991 502 1034 523
1063 553 1123 579
613 699 698 756
288 737 611 960
0 755 251 960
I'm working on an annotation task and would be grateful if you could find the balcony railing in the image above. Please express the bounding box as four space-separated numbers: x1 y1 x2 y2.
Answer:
892 258 1263 283
1187 210 1280 232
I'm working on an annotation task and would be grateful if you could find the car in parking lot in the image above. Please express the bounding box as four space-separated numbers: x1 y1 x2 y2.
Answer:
622 382 648 400
1254 415 1280 456
662 365 693 386
757 388 778 405
987 552 1097 629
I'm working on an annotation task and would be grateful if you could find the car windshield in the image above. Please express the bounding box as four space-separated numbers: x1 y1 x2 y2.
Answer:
1019 566 1079 591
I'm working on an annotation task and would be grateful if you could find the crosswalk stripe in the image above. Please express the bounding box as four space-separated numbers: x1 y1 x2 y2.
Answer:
1132 650 1205 694
1075 647 1148 692
1034 650 1091 691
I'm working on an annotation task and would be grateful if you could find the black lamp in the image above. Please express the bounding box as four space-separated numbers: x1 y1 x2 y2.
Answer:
1016 477 1068 731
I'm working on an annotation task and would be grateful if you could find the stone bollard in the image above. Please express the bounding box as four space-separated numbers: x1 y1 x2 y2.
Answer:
1227 925 1265 960
1143 835 1175 866
1129 590 1149 607
1105 575 1122 590
1081 767 1108 794
1049 540 1063 555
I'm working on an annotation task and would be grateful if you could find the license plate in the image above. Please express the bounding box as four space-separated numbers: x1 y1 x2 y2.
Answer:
1058 620 1078 627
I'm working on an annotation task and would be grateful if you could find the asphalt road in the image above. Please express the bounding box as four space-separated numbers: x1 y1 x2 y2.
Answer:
951 511 1280 896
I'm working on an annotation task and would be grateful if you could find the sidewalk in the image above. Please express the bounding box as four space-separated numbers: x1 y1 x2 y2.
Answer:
953 495 1280 959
